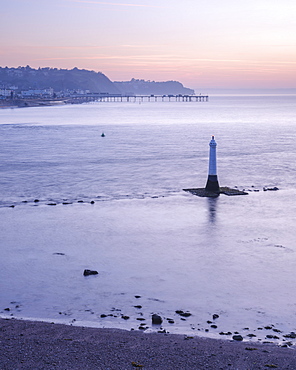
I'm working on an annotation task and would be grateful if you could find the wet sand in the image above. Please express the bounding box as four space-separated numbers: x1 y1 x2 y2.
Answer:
1 318 296 369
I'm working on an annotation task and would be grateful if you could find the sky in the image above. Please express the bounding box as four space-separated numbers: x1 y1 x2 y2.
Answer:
1 0 296 90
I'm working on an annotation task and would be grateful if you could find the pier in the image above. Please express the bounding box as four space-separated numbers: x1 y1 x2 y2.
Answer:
67 93 209 104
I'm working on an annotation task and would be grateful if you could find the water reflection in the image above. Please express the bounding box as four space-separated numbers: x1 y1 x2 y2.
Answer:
207 197 219 224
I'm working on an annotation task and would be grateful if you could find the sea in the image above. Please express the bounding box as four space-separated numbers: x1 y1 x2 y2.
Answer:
1 94 296 343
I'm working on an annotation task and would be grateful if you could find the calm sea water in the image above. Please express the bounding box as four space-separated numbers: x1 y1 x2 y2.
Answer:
1 95 296 342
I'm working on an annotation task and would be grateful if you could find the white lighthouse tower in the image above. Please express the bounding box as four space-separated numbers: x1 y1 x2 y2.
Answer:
205 135 220 193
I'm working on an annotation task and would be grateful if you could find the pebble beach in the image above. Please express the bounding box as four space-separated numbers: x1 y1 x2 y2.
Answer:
1 318 296 369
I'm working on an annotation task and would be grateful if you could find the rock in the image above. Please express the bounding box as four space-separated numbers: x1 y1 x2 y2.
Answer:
134 295 141 299
168 319 175 324
34 199 39 203
83 269 98 276
212 314 219 320
263 187 279 191
283 332 296 339
211 325 218 329
152 314 163 325
4 308 10 311
100 314 107 318
273 328 282 333
266 335 279 339
134 305 142 309
232 335 243 341
175 310 191 317
90 201 95 204
131 361 144 368
121 315 130 320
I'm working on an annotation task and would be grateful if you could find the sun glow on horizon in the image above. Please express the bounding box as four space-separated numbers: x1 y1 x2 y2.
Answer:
1 0 296 89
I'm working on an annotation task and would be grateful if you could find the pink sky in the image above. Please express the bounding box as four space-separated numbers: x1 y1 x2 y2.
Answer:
1 0 296 90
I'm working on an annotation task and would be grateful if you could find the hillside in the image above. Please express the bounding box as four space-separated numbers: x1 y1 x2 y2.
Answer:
0 67 195 96
114 78 195 95
0 66 120 94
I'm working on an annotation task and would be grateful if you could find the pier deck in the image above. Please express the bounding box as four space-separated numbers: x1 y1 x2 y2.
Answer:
68 94 209 103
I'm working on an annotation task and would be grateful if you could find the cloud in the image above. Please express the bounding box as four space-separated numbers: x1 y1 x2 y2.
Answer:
65 0 164 8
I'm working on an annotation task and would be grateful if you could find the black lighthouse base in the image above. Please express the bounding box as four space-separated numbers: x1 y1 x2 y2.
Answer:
205 175 220 193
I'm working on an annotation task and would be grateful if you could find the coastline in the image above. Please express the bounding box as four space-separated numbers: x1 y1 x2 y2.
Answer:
0 98 67 109
1 318 296 369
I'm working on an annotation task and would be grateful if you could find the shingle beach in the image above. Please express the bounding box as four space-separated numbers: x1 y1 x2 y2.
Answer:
1 318 296 369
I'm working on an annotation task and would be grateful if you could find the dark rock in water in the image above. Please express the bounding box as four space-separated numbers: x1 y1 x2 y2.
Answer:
53 252 65 256
232 335 243 341
34 199 39 203
175 310 192 317
152 314 163 325
100 314 107 318
273 328 282 333
90 201 95 204
47 203 57 206
134 305 142 309
77 200 84 203
263 187 279 191
121 315 130 320
210 324 218 329
83 269 98 276
283 332 296 339
135 295 141 299
266 334 280 339
213 314 219 320
168 319 175 324
4 308 10 311
247 333 257 337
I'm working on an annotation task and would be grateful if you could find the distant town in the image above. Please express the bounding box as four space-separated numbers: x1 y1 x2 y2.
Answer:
0 66 198 107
